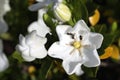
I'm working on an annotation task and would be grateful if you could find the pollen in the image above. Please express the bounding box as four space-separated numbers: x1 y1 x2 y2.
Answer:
73 41 81 49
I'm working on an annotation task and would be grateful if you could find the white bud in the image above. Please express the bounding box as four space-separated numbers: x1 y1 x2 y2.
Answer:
54 3 71 22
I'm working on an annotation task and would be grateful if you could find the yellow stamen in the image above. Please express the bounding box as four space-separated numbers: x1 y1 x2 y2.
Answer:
73 41 81 49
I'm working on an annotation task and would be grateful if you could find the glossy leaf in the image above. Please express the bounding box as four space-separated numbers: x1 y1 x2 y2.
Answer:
66 0 88 23
38 57 53 80
12 51 24 63
82 66 98 78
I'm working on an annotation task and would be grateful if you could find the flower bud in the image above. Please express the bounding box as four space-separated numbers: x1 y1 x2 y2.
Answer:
89 9 100 26
54 3 71 22
28 66 36 74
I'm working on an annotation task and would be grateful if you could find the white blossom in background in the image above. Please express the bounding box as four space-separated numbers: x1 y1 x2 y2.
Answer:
16 31 47 62
48 20 103 75
0 0 11 34
29 0 62 11
28 0 71 37
29 0 71 22
0 39 9 72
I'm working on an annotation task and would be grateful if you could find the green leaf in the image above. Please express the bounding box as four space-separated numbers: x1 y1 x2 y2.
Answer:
92 24 107 34
66 0 88 23
12 51 24 63
82 66 98 78
43 13 55 27
43 13 59 44
69 74 80 80
38 57 53 80
86 0 99 16
43 13 58 34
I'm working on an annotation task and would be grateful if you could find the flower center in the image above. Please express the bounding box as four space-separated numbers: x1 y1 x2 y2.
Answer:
73 41 81 49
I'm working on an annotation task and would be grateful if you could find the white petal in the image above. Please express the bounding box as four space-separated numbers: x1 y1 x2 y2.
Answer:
75 66 84 76
38 9 50 36
57 0 63 3
16 34 34 61
88 32 103 49
82 46 100 67
26 31 47 45
22 54 35 62
0 20 8 34
26 31 47 58
16 44 35 62
36 0 49 3
56 25 73 45
36 0 61 4
28 21 50 37
36 0 44 2
3 0 11 12
16 45 25 52
0 52 9 72
17 31 48 61
28 9 50 37
28 2 46 11
17 42 35 62
16 34 30 58
16 44 29 55
30 0 59 11
48 42 74 60
56 25 71 36
68 50 86 62
29 44 47 59
69 20 90 33
62 56 83 75
38 9 47 19
18 34 26 47
0 0 10 16
17 45 35 62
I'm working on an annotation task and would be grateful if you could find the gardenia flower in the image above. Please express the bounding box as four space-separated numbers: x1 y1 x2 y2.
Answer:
0 39 9 72
16 31 47 62
0 0 11 34
48 20 103 75
28 9 50 37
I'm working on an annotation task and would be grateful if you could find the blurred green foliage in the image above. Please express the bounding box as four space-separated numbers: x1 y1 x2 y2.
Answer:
0 0 120 80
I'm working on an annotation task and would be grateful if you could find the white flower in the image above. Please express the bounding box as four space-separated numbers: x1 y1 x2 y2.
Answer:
16 31 47 62
0 0 11 34
48 20 103 75
28 9 50 37
0 39 9 72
